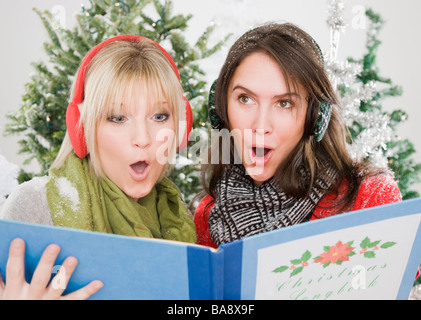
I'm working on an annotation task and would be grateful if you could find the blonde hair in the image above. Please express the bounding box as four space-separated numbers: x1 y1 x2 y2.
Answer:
52 39 185 177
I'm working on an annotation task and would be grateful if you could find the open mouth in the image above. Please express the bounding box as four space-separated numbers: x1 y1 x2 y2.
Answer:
252 147 272 158
129 160 150 181
249 146 273 166
131 160 149 174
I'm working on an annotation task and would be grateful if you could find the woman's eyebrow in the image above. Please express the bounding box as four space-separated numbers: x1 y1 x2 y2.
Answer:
274 92 302 100
231 85 259 97
232 85 301 100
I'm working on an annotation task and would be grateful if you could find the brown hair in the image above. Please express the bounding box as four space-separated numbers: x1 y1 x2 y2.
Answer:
200 22 385 212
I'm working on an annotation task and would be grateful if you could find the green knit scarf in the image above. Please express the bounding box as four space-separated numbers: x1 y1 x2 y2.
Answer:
46 154 197 244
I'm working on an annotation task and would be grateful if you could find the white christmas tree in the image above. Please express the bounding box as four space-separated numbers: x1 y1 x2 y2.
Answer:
324 0 392 169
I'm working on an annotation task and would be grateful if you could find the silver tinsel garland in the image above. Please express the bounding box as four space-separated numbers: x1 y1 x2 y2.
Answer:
326 0 420 300
325 0 391 168
410 284 421 300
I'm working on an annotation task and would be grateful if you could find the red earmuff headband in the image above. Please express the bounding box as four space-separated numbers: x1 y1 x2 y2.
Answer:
66 35 193 159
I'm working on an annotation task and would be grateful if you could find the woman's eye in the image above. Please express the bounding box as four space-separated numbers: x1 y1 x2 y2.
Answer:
108 115 126 123
239 95 253 105
277 100 293 109
153 113 169 122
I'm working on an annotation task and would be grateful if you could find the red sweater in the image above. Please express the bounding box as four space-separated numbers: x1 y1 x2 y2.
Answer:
194 174 402 248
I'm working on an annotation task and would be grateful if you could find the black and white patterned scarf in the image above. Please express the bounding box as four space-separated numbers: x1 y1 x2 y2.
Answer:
208 164 336 246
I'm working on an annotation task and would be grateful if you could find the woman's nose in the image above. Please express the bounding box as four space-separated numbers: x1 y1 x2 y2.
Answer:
131 122 152 149
251 106 273 135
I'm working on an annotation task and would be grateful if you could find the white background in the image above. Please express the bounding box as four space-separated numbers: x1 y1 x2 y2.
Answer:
1 0 420 193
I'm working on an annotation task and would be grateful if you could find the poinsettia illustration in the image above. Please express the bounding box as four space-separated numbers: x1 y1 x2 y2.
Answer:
314 241 355 267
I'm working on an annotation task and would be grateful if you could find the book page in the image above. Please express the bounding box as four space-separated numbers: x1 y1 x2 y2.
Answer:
255 214 421 300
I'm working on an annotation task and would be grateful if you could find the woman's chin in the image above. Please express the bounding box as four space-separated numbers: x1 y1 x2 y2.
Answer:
244 165 273 186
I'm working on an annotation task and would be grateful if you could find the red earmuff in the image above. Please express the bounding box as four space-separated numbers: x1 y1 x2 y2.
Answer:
66 35 193 158
66 102 87 159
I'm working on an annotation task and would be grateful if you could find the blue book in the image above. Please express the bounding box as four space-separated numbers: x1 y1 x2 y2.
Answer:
1 198 421 300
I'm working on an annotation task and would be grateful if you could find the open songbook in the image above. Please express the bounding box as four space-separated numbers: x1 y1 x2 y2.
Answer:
1 197 420 300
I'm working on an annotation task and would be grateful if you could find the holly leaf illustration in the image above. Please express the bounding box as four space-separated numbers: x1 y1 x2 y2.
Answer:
290 259 302 265
272 266 289 273
380 242 397 249
301 250 312 262
368 240 381 248
364 251 376 259
290 266 304 277
360 236 371 249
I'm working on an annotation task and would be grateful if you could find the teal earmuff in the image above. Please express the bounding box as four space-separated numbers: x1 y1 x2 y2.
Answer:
311 37 332 142
208 80 222 130
313 100 332 142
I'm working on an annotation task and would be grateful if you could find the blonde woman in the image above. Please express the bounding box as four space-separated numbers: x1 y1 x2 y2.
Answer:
0 35 196 299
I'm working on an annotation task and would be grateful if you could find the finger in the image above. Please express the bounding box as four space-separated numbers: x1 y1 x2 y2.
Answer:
61 280 104 300
28 244 61 298
5 238 26 292
46 256 78 298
